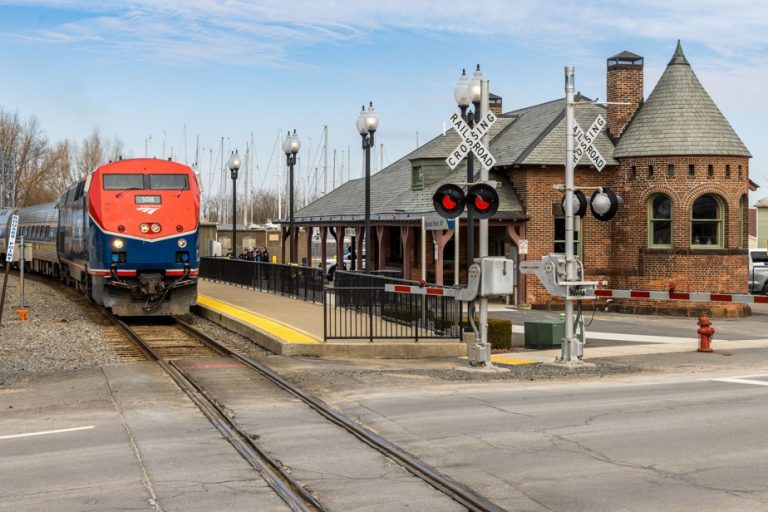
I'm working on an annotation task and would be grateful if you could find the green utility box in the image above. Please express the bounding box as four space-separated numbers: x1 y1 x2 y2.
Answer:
524 319 565 349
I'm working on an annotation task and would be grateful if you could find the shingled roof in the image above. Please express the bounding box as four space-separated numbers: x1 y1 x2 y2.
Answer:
614 41 751 158
494 96 617 167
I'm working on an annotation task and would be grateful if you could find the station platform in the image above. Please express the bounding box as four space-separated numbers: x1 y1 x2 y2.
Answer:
195 280 467 359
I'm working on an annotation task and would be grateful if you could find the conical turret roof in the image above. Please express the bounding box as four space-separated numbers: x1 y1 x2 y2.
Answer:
614 41 750 158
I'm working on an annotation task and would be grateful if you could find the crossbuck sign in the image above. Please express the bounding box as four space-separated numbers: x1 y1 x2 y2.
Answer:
446 111 497 170
572 114 607 172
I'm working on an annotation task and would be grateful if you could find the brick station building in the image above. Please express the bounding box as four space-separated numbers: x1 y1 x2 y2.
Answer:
288 41 754 307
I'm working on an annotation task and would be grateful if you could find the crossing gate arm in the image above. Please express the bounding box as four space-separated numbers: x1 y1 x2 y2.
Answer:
384 264 481 302
594 288 768 304
385 284 457 296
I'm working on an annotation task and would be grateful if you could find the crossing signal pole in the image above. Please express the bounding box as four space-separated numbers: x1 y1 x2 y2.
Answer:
432 177 499 367
562 65 580 364
477 78 491 366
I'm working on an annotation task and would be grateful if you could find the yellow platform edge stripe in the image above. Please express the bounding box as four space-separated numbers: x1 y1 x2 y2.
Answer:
197 294 320 344
491 355 539 366
458 355 539 366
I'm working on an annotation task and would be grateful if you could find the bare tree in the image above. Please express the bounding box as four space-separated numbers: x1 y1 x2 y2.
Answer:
74 129 125 178
201 196 221 223
248 189 280 224
0 109 60 206
22 141 73 204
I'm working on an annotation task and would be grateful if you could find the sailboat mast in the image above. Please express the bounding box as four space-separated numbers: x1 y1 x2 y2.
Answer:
244 143 250 227
323 125 328 195
278 129 283 222
219 137 225 224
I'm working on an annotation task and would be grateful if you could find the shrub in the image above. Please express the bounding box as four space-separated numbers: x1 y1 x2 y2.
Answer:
462 316 513 350
487 318 512 350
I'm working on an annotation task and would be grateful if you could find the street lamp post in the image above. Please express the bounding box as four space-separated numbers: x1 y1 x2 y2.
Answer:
228 151 241 258
453 65 483 327
282 130 301 263
356 102 380 274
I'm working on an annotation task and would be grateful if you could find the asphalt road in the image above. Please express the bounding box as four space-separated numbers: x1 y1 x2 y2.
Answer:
4 299 768 511
331 367 768 511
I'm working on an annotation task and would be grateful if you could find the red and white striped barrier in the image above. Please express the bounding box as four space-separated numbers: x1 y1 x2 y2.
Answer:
594 289 768 304
384 284 457 297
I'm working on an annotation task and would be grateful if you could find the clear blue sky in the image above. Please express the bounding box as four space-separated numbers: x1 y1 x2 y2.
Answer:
1 1 767 204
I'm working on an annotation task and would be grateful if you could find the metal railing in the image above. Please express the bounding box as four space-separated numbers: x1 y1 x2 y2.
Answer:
323 284 463 342
200 257 324 302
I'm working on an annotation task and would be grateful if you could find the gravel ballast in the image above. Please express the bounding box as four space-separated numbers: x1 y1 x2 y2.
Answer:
0 274 272 387
0 275 121 387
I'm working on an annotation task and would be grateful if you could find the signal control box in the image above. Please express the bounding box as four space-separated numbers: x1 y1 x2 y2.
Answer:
477 257 515 297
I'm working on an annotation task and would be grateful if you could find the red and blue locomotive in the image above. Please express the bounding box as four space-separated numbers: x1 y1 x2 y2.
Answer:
1 158 200 315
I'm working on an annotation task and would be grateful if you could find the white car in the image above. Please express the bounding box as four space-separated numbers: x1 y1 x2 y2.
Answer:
749 248 768 294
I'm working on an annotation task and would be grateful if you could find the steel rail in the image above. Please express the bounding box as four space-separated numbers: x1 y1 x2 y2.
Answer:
177 319 506 512
112 315 325 512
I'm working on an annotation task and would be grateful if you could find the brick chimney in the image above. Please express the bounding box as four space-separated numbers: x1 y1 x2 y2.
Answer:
606 51 643 139
489 93 502 116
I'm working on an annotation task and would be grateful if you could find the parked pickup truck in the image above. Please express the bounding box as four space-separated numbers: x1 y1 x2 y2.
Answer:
749 249 768 294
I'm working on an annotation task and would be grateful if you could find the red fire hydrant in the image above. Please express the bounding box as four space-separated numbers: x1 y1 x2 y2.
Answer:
697 315 714 353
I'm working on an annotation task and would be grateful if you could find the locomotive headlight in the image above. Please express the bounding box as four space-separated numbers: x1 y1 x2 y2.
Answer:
112 238 124 249
177 238 187 248
140 223 150 233
151 223 161 233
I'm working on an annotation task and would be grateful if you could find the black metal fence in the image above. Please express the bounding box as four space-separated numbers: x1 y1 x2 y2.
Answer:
200 258 462 341
324 275 463 342
200 257 324 302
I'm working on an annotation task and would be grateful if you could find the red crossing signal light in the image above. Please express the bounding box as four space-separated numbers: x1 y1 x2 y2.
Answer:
433 184 466 219
466 183 499 219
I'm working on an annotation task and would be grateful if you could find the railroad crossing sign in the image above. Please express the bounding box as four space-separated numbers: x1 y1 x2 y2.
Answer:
5 215 18 262
445 111 497 170
572 114 606 172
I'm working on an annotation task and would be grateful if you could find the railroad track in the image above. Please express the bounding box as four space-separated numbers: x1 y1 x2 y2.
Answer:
112 315 323 512
111 314 505 512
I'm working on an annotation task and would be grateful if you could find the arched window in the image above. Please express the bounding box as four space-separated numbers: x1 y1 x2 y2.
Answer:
649 194 672 247
691 195 723 248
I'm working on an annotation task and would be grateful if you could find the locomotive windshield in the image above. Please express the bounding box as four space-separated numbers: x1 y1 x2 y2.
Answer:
149 174 189 190
103 174 144 190
102 173 190 191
